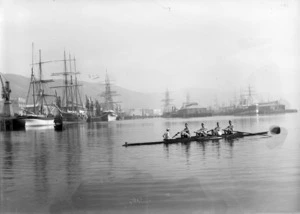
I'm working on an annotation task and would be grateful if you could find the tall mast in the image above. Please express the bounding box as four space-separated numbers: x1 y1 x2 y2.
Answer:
105 71 113 110
69 53 74 111
161 88 173 113
63 50 68 109
32 43 36 114
50 52 83 112
101 71 119 111
38 49 44 114
73 56 78 110
186 93 190 105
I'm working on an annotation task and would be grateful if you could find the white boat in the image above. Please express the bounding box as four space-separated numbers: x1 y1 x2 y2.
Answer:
20 115 54 127
102 110 117 122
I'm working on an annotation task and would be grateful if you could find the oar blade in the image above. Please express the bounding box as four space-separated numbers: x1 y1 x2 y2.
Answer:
270 126 281 135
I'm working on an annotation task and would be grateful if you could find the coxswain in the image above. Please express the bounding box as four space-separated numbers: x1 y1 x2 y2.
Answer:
224 120 234 134
195 123 208 137
163 128 171 140
181 123 190 138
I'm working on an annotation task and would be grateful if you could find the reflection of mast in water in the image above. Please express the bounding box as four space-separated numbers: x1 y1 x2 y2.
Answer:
2 133 14 193
33 132 49 204
64 126 82 187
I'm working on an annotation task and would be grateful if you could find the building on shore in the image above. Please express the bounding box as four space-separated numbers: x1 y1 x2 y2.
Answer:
124 108 162 119
0 97 26 115
175 102 212 118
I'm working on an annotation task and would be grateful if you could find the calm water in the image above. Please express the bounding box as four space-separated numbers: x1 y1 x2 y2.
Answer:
0 114 299 213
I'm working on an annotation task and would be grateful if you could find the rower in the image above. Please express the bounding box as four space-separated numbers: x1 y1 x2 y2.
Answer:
224 120 234 134
163 128 171 140
180 123 190 138
208 122 222 136
195 123 208 137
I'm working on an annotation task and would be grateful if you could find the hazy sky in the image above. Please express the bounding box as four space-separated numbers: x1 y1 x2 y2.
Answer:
1 0 299 106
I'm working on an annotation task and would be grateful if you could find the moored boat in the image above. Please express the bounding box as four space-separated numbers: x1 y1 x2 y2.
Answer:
86 72 121 122
19 114 54 127
101 110 117 121
21 47 57 128
51 51 87 123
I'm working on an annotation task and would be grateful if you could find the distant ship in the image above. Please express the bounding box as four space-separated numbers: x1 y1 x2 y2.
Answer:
175 102 212 118
87 72 121 122
233 101 297 116
19 47 58 127
51 51 87 123
161 89 177 118
162 92 212 118
214 85 298 116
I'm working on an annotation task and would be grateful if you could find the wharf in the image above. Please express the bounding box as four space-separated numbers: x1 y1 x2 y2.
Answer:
0 116 25 131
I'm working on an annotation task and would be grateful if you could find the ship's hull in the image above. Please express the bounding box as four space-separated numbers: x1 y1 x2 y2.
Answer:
87 111 117 122
61 111 87 123
102 113 117 122
164 112 212 118
18 115 54 127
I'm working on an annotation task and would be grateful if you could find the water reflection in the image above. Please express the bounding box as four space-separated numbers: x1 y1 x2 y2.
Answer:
0 114 298 213
65 126 82 187
181 142 191 164
3 133 13 176
163 143 170 159
211 141 221 159
196 141 206 161
223 138 235 159
33 132 50 204
2 132 14 194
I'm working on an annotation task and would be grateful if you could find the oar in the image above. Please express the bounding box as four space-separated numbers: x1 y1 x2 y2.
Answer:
270 126 281 135
172 132 180 138
233 130 252 135
233 131 270 136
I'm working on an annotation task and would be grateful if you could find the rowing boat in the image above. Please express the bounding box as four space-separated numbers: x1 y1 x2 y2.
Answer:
122 131 269 147
123 135 222 147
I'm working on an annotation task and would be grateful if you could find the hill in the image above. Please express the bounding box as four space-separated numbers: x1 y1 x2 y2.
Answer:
2 73 299 110
3 73 163 109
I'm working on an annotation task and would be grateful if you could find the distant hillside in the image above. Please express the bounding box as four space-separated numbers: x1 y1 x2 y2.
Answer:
3 73 299 110
3 73 163 109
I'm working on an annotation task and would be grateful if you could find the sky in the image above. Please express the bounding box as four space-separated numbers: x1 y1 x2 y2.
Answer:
1 0 299 107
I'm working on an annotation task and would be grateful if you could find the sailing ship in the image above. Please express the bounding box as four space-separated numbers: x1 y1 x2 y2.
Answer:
51 51 87 123
20 47 58 127
87 72 120 122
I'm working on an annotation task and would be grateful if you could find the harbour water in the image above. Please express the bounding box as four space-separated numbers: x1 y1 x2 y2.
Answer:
0 113 299 213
